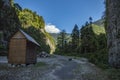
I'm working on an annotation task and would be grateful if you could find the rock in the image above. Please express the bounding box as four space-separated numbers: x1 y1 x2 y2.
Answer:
106 0 120 68
38 51 50 58
68 58 72 61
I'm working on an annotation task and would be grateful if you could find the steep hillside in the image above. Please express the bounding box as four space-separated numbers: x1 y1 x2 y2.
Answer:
93 19 105 27
91 24 106 35
0 0 55 54
80 23 107 68
50 33 71 44
50 33 59 41
80 24 106 53
0 0 20 40
17 8 55 54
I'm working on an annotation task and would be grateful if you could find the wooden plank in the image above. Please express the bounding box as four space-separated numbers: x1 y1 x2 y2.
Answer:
8 39 26 64
12 31 25 39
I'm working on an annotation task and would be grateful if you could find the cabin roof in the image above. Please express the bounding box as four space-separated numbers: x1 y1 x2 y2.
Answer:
19 29 40 46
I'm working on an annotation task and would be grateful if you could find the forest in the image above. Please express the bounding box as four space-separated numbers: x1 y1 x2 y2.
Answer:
0 0 120 80
55 18 108 68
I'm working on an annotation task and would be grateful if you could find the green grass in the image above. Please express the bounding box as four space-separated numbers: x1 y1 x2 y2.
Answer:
92 24 106 35
105 68 120 80
34 62 47 67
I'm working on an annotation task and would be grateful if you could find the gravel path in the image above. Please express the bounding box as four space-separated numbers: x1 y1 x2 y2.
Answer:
0 55 109 80
0 57 8 63
54 60 79 80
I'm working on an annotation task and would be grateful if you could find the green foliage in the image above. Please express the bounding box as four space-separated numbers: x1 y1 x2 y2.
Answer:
10 0 14 6
0 0 21 53
0 0 21 40
80 24 106 53
0 0 55 54
0 45 4 50
18 9 45 29
56 25 81 54
56 30 67 53
0 0 4 8
92 24 105 35
71 24 80 51
0 33 2 40
86 49 108 69
43 31 56 53
55 20 108 70
0 42 7 56
106 68 120 80
35 62 47 67
14 3 22 11
79 22 108 69
81 25 97 53
18 8 55 53
89 17 93 24
22 27 50 53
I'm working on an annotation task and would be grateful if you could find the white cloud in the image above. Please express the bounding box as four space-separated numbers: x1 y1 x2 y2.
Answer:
45 23 60 33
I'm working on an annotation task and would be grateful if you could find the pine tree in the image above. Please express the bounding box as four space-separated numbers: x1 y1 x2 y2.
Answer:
57 30 67 52
89 17 93 25
85 21 89 26
71 24 79 51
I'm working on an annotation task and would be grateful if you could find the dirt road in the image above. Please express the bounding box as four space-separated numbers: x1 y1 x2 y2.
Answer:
0 55 109 80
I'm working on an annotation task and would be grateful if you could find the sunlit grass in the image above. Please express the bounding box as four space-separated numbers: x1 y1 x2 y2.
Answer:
92 24 106 35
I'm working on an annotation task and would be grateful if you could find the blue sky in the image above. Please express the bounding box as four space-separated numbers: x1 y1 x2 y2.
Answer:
14 0 105 33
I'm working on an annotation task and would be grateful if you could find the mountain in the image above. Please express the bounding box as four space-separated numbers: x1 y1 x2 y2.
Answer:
80 23 106 53
49 33 59 41
49 18 106 44
92 24 106 35
50 33 71 44
93 18 105 27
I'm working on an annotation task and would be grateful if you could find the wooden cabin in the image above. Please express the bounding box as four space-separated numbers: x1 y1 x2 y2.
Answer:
8 29 40 65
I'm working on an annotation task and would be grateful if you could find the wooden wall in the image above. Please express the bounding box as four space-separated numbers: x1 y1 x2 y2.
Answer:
26 42 37 64
9 31 37 64
8 31 26 64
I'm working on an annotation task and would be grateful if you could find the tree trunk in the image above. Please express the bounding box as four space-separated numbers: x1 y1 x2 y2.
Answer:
106 0 120 68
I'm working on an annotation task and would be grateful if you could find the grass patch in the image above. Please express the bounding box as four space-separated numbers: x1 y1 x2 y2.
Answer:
0 64 9 70
57 48 109 69
49 54 56 58
105 68 120 80
35 62 47 67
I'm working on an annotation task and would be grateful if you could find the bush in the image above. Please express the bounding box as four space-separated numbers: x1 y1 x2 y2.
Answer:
81 48 109 69
106 68 120 80
0 45 6 51
0 44 7 56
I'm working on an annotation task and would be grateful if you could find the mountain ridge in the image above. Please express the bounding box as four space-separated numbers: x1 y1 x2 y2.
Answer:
50 18 105 42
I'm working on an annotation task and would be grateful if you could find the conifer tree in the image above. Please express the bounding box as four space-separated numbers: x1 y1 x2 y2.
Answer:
57 30 67 52
71 24 79 51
